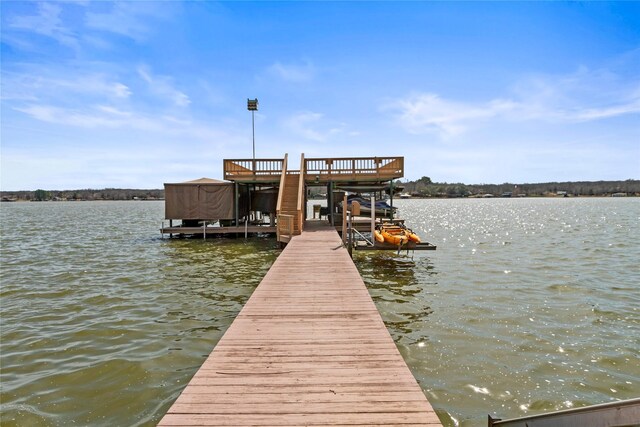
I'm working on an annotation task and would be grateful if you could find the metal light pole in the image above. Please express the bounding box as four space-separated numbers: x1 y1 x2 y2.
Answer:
247 99 258 167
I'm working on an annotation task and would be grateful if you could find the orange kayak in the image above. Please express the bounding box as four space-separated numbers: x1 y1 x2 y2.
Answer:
376 223 422 245
379 224 409 246
405 229 421 243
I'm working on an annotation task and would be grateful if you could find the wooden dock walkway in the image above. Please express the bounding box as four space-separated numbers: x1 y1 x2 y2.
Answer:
159 221 441 426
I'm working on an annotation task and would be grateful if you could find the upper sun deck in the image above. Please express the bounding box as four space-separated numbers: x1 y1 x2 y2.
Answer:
223 158 286 183
223 156 404 184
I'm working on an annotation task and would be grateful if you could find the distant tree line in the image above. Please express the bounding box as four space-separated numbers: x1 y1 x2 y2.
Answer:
398 178 640 198
2 179 638 202
1 188 165 201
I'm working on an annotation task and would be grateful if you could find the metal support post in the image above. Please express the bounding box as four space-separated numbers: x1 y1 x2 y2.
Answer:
234 182 239 227
348 212 353 258
252 110 255 163
389 180 394 220
342 194 348 245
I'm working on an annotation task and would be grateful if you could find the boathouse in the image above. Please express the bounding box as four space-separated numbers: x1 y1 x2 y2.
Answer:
164 178 248 226
162 154 405 244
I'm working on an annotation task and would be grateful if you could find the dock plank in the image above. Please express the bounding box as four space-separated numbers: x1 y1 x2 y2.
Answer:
159 221 441 426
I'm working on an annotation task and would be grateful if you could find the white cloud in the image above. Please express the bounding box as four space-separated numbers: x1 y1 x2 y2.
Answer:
4 1 174 53
510 66 640 122
15 105 135 128
137 66 190 107
267 61 316 83
283 111 346 142
112 83 132 98
388 66 640 137
9 3 79 49
284 112 324 141
84 2 173 42
95 105 133 117
388 93 516 136
1 71 131 102
13 103 226 143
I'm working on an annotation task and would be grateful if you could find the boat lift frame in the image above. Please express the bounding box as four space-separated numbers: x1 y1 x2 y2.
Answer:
340 194 436 255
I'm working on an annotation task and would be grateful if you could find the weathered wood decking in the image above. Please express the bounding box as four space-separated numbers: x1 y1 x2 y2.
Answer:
159 221 441 426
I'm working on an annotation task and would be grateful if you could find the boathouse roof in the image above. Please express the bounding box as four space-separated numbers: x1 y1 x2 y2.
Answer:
167 177 228 185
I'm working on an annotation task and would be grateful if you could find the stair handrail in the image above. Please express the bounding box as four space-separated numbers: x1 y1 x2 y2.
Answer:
296 153 305 232
276 153 288 217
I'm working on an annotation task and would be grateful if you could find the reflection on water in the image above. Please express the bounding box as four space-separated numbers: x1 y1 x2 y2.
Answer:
355 253 436 341
354 198 640 426
1 198 638 427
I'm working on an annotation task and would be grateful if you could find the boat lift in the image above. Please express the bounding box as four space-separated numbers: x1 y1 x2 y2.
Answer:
340 194 436 256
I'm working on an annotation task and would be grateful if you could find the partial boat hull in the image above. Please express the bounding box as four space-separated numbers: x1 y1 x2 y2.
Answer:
341 195 398 218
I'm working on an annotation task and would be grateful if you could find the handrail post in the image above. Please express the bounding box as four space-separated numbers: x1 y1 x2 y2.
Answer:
276 154 288 242
389 180 394 220
289 215 293 240
234 182 239 226
371 194 376 245
342 194 348 245
347 212 353 258
276 154 288 215
297 153 305 232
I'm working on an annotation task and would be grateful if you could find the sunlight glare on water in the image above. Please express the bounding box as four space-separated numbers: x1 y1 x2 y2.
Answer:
354 197 640 426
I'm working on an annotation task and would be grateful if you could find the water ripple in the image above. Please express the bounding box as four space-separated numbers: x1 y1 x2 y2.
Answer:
1 199 638 426
355 198 640 426
1 201 278 426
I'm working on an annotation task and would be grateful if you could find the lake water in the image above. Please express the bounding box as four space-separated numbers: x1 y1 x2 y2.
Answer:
1 198 638 426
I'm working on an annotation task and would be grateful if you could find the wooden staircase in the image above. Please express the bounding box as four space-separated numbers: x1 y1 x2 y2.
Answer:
276 154 305 244
277 173 302 240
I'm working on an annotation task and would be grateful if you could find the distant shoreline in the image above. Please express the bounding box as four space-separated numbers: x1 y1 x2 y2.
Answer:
0 188 164 202
0 198 165 202
1 179 639 202
2 195 636 203
394 178 639 199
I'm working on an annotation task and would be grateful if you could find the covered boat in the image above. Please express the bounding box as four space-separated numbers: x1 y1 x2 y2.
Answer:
341 194 397 218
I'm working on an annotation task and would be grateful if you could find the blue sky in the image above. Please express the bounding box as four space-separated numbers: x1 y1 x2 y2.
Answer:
1 1 639 190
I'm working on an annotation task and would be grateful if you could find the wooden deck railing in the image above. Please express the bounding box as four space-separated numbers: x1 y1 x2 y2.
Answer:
224 158 285 181
224 156 403 182
304 156 404 182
